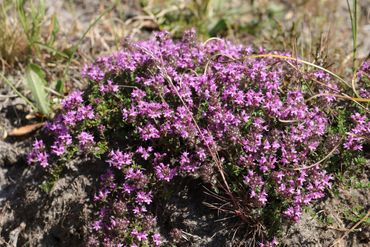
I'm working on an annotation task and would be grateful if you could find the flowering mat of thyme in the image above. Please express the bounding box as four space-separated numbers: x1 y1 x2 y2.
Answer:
0 1 369 247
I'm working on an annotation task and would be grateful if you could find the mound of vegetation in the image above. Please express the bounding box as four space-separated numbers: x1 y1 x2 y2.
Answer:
28 30 369 246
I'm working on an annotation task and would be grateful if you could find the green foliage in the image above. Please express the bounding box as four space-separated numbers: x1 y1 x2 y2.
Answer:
328 108 348 135
345 176 370 190
94 141 109 158
47 14 59 46
308 207 335 226
326 106 367 179
262 191 285 238
343 205 370 225
24 63 50 116
40 163 64 193
54 79 64 95
15 0 45 53
146 0 284 38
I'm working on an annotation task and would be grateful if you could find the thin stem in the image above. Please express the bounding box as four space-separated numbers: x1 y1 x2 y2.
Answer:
294 138 343 171
0 73 37 111
246 54 352 88
63 1 118 79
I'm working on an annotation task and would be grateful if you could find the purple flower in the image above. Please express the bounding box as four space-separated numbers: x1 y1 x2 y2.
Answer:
51 141 66 156
33 139 44 149
35 30 366 244
136 146 152 160
78 131 94 147
123 183 135 194
100 80 119 93
131 229 148 241
92 220 102 231
27 139 49 167
138 123 160 140
344 113 369 150
37 152 49 168
76 105 95 120
155 163 177 182
152 233 161 246
131 88 146 100
63 111 77 126
132 206 147 216
135 191 152 205
82 64 104 81
107 149 132 169
61 90 83 110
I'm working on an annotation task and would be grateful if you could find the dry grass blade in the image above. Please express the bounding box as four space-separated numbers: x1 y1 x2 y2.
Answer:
306 93 370 103
294 137 343 171
246 54 352 88
330 210 370 247
62 0 118 79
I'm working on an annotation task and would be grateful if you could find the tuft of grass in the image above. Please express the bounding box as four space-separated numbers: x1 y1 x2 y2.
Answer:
15 0 46 55
143 0 284 39
62 0 118 80
343 206 370 225
1 0 118 117
0 1 29 66
0 0 60 66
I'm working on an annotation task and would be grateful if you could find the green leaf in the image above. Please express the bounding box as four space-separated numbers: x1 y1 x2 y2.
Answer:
48 14 59 45
36 42 69 59
54 79 64 94
208 18 227 37
24 64 50 115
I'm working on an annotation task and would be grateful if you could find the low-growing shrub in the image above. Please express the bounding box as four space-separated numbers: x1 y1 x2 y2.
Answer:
28 29 369 246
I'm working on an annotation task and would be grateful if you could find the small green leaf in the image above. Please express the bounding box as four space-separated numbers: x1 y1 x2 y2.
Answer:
24 64 50 115
40 181 54 193
36 42 69 59
208 18 227 37
48 14 59 45
55 79 64 94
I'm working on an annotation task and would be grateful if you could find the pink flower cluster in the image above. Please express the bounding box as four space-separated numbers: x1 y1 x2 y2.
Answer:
27 139 48 168
28 30 369 245
344 113 370 151
357 60 370 98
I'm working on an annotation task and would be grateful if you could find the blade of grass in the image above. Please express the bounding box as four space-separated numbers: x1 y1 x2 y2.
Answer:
34 41 69 59
346 0 358 72
63 1 118 79
245 54 352 88
44 86 63 97
0 72 38 111
25 64 50 115
346 0 361 97
15 0 45 53
306 93 370 103
54 79 64 95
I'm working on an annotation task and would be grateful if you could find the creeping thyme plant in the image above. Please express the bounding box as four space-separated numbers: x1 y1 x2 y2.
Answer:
28 30 369 246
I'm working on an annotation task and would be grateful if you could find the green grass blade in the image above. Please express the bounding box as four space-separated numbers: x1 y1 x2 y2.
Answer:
54 79 64 95
35 41 69 58
63 1 118 79
246 54 352 88
0 72 38 111
25 64 50 115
